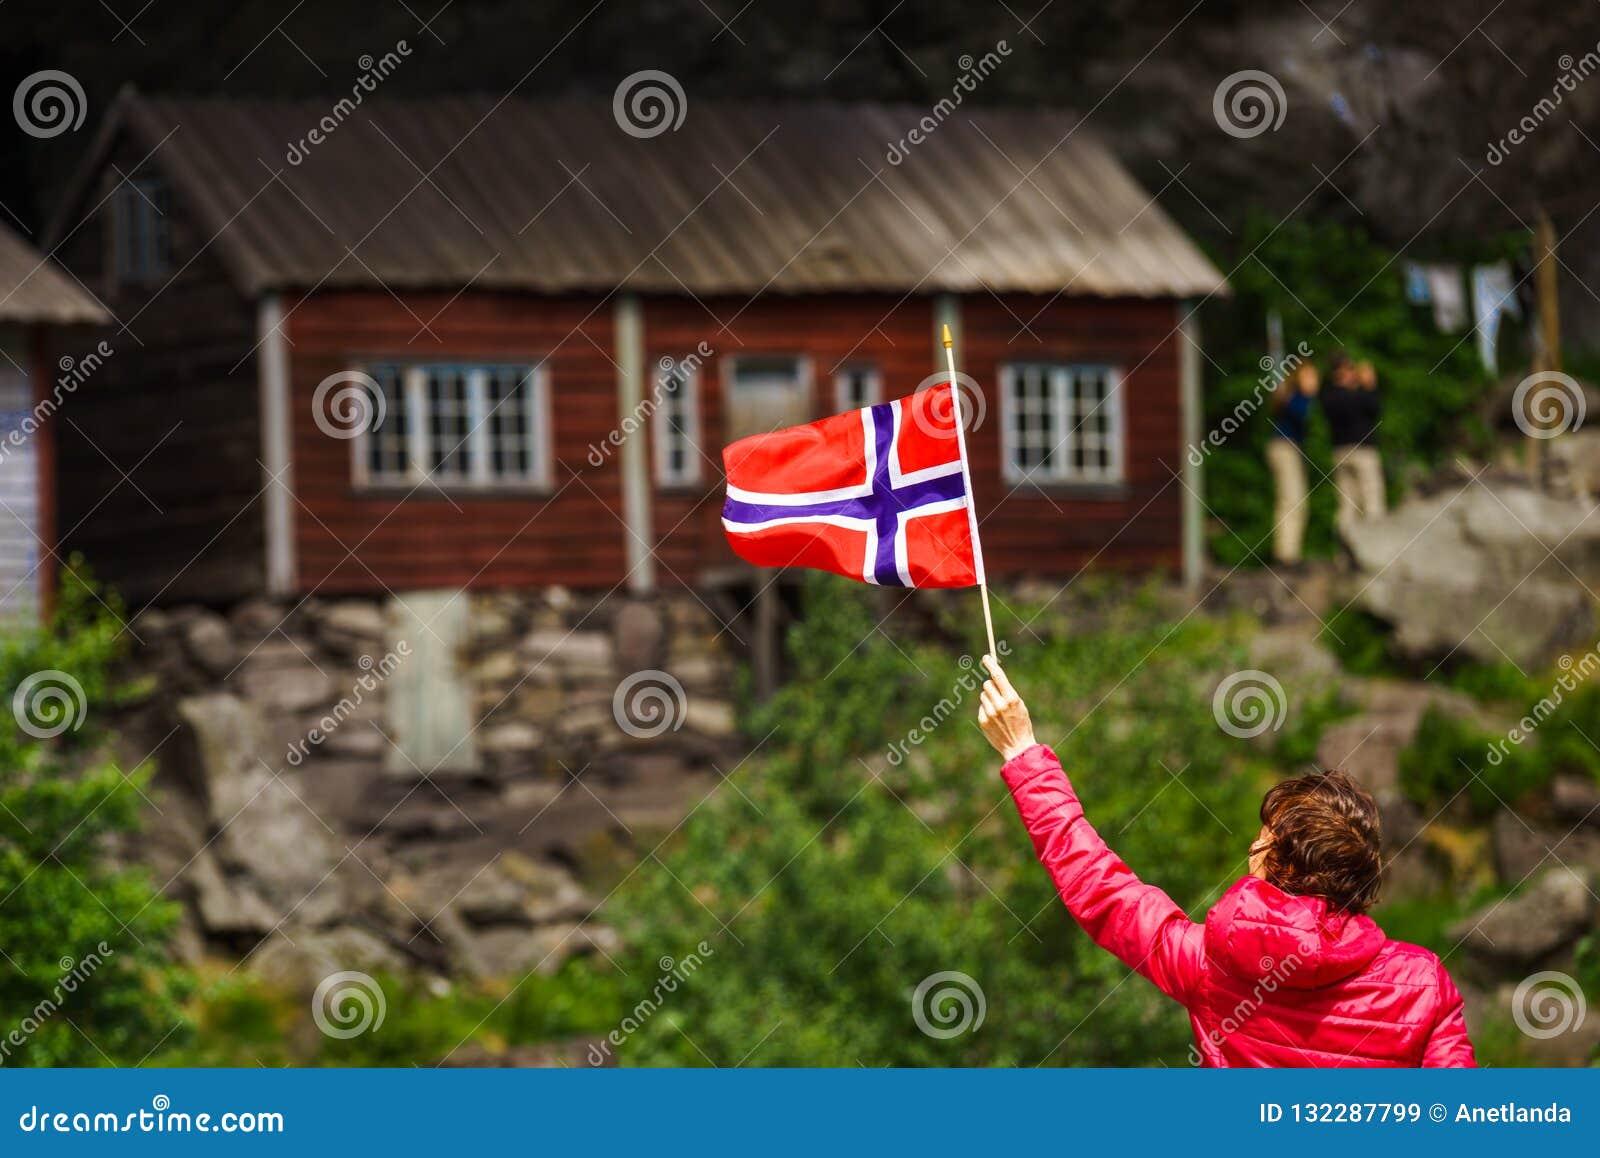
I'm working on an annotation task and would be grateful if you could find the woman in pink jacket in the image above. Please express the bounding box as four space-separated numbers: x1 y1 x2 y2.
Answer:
975 656 1475 1067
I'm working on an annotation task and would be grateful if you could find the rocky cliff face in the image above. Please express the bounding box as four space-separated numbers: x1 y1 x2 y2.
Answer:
114 588 743 991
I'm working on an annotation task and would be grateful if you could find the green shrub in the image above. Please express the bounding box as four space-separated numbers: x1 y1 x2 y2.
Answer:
603 576 1283 1066
161 959 626 1066
1398 706 1551 815
0 562 188 1065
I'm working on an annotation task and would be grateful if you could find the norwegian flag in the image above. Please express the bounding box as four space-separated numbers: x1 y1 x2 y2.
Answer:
720 388 983 588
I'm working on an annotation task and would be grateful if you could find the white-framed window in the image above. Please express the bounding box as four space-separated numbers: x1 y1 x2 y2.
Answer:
652 357 701 486
353 362 551 490
112 175 169 284
833 364 881 411
1000 363 1124 485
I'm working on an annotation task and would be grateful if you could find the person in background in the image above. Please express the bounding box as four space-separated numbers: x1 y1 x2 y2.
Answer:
1266 361 1317 568
1322 354 1386 533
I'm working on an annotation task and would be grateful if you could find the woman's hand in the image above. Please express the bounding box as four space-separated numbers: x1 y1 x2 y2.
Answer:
977 655 1036 761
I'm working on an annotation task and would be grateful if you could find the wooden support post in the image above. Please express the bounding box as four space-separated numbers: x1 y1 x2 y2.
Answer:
1530 208 1562 484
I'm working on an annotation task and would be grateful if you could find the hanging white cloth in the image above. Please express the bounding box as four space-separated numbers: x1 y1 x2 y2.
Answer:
1471 262 1520 375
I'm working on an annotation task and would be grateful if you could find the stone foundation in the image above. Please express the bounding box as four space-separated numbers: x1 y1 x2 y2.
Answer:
116 586 745 988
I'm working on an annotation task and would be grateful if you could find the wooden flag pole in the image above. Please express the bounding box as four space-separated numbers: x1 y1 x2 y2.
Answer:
943 323 997 660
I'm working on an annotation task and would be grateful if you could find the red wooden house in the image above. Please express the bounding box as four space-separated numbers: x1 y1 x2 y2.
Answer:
43 91 1226 606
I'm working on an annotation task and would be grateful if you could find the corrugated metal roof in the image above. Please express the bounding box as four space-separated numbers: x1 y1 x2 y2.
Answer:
66 93 1227 300
0 223 108 325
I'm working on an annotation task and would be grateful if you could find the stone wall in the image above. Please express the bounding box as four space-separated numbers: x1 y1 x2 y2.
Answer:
115 587 744 989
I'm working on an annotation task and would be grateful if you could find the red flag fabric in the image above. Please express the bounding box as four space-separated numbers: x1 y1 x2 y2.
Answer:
720 389 978 588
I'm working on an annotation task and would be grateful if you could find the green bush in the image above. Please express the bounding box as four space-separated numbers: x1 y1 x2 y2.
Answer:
0 563 188 1065
603 577 1284 1066
162 959 626 1066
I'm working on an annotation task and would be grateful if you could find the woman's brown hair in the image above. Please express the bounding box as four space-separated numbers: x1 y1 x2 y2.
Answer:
1258 770 1383 914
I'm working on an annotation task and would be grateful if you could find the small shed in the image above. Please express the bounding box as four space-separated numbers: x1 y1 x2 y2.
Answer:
0 224 109 619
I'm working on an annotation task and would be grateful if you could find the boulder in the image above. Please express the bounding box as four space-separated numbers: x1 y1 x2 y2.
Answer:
459 922 620 979
521 629 613 680
1449 866 1597 965
248 926 409 992
1342 481 1599 668
1551 775 1600 827
174 693 344 916
236 641 337 713
613 599 667 673
317 600 387 658
1491 811 1600 883
479 720 543 755
184 850 279 937
181 611 236 678
684 698 737 738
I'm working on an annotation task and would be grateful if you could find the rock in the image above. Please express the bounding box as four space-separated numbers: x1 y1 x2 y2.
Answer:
228 597 286 638
668 653 725 687
1248 623 1341 686
685 698 737 738
460 922 619 979
521 629 613 680
1342 481 1600 668
470 650 521 684
1317 682 1477 797
1491 976 1600 1066
174 693 344 914
130 606 171 640
236 641 337 713
1552 775 1600 827
185 851 279 937
497 853 592 923
613 600 666 672
455 864 533 925
1449 866 1597 965
317 600 387 658
1491 811 1600 883
479 721 543 754
181 612 236 678
249 926 409 992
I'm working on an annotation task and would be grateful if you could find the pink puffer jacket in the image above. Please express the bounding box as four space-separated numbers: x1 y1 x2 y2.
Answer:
1002 745 1475 1067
